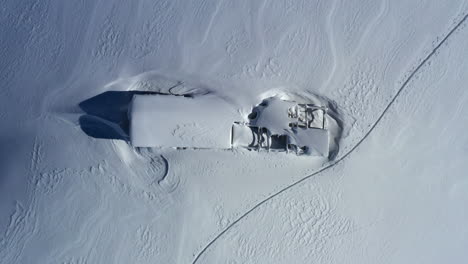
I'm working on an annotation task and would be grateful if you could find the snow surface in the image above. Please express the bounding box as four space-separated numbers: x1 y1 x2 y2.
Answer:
129 94 239 148
1 0 468 263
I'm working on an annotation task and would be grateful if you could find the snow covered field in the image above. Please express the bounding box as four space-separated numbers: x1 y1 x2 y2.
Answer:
1 0 468 263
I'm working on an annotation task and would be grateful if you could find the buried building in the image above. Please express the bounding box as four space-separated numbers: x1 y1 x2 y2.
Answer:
232 97 329 156
129 94 238 148
129 93 332 157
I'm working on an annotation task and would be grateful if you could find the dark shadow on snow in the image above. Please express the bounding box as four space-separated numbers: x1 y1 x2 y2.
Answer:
78 115 126 140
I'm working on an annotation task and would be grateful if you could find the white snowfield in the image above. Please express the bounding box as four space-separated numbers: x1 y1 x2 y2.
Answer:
1 0 468 264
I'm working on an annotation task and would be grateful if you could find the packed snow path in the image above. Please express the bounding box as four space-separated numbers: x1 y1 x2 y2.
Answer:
192 10 468 264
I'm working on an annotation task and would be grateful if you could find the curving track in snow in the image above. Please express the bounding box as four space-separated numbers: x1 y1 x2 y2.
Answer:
192 11 468 264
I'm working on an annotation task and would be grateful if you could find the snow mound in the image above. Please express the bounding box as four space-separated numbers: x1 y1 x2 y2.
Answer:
236 90 343 158
129 89 343 158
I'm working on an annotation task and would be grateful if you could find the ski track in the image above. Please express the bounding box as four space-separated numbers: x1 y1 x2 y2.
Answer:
47 161 111 263
40 0 101 116
351 0 389 58
192 11 468 264
132 0 174 59
321 0 338 91
255 0 268 60
0 137 43 263
0 133 114 264
133 224 169 262
61 256 88 264
198 0 225 47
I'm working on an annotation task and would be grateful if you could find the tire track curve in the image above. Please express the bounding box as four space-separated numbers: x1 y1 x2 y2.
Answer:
192 11 468 264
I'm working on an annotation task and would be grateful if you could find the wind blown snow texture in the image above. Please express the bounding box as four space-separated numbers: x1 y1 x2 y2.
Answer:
1 0 468 263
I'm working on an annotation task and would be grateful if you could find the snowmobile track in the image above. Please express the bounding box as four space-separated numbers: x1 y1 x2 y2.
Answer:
192 11 468 264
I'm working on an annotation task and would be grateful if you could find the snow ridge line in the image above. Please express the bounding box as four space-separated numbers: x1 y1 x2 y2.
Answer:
192 12 468 264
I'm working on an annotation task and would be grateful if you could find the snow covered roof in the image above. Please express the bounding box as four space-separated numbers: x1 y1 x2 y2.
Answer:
129 94 239 148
